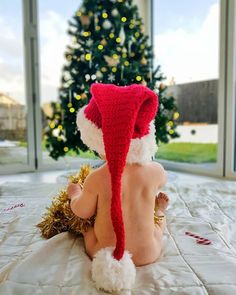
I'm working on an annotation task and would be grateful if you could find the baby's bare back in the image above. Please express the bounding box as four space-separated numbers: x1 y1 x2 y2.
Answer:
93 162 166 266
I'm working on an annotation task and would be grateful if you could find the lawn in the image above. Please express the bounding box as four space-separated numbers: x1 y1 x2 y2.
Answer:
67 142 217 164
156 142 217 164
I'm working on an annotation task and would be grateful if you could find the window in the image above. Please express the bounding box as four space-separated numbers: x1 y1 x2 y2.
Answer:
152 0 222 175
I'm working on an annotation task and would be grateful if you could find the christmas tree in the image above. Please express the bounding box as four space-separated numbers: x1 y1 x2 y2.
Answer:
44 0 179 160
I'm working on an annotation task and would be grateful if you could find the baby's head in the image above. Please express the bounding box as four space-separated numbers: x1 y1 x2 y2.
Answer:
76 83 158 165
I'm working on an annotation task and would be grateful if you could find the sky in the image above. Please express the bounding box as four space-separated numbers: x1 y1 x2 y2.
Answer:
153 0 219 84
0 0 219 104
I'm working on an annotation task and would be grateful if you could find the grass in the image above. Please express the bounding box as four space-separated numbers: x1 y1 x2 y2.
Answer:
156 142 217 164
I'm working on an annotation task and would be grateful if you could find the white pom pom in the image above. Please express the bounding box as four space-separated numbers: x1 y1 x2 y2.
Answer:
91 247 136 293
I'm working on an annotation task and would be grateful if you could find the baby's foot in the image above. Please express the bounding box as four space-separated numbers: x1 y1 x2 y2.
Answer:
156 192 169 212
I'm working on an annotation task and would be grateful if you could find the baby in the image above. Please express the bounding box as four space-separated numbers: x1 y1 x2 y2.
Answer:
67 157 168 266
67 83 169 292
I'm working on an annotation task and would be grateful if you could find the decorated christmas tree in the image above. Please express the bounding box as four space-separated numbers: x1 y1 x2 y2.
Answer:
44 0 179 160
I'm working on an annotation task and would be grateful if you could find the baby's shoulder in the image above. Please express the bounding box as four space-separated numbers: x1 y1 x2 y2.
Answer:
89 164 110 181
145 161 167 187
148 161 165 173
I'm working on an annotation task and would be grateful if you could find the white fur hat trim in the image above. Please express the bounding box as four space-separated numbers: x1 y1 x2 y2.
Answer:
76 106 157 164
91 247 136 293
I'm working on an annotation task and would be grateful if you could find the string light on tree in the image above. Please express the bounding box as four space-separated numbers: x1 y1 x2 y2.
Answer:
75 94 81 100
109 32 115 39
50 122 55 129
64 147 69 152
136 75 142 82
102 12 108 18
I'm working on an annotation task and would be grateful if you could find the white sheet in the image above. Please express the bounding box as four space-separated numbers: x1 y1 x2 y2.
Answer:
0 179 236 294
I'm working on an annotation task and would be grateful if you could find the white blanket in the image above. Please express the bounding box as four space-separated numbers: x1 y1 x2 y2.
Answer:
0 179 236 294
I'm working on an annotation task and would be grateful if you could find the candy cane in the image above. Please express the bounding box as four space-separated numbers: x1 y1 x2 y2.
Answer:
185 231 212 245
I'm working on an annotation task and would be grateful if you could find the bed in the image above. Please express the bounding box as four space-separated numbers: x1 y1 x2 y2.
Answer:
0 175 236 294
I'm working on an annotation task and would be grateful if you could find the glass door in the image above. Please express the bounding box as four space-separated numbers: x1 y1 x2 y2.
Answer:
0 0 35 174
225 0 236 179
152 0 224 177
37 0 99 170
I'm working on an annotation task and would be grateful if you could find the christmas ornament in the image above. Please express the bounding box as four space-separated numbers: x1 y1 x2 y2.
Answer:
108 73 115 82
104 55 120 67
128 40 132 55
141 57 147 65
81 93 87 99
103 19 112 29
96 70 103 79
37 165 95 239
119 27 126 45
52 128 60 137
111 8 119 16
121 65 124 80
100 39 107 46
159 83 166 90
80 15 91 26
86 38 93 47
85 74 90 81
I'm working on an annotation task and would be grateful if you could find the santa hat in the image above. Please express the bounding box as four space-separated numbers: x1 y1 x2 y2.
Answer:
76 83 158 293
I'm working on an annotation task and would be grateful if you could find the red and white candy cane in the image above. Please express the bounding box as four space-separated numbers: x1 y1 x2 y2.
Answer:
185 231 212 245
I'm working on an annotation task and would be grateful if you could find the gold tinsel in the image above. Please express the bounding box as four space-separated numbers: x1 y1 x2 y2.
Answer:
37 165 95 239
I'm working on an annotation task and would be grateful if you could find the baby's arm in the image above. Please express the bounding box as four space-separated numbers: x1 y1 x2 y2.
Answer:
67 172 98 219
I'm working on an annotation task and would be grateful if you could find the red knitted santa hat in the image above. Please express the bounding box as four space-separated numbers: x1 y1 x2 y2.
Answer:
76 83 158 293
